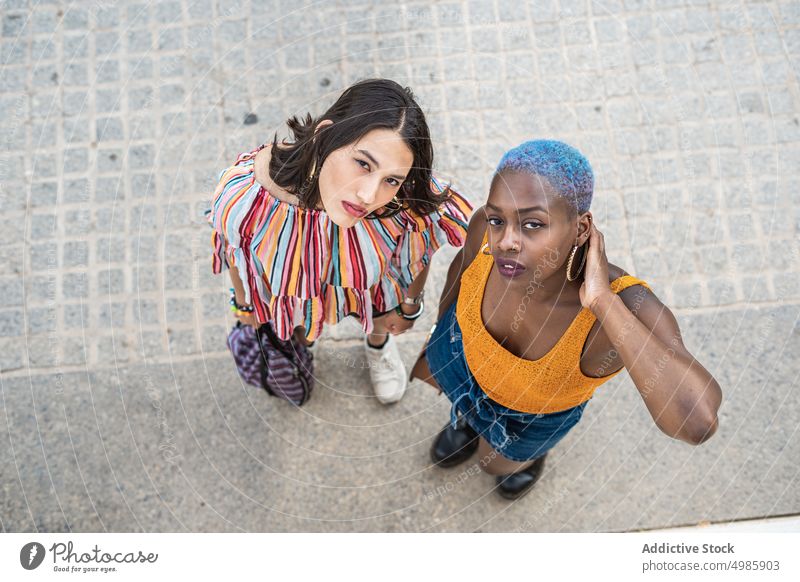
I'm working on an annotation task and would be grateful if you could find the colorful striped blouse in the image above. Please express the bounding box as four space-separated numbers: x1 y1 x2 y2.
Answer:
205 143 474 342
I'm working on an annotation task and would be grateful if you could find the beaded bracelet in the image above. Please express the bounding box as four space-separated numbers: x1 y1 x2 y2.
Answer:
230 306 254 317
229 287 254 313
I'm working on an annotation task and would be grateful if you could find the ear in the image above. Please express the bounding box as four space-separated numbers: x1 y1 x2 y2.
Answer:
313 119 334 135
576 212 592 245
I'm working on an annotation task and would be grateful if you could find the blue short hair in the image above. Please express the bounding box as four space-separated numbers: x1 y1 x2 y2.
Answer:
495 140 594 214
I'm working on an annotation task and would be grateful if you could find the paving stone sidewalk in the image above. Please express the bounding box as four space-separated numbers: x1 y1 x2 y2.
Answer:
1 0 798 531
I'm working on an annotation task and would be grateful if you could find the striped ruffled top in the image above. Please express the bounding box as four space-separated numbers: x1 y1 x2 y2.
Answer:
205 143 474 342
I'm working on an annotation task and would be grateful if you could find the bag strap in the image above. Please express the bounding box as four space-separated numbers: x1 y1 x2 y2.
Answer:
256 322 313 406
257 322 303 365
253 323 297 398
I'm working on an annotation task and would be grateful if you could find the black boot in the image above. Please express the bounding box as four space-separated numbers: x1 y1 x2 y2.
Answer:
430 416 479 468
495 453 548 500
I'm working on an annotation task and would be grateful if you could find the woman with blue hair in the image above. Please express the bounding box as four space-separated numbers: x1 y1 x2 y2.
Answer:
412 139 722 500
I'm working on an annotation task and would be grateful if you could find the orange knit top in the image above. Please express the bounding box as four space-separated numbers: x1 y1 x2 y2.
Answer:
456 233 651 414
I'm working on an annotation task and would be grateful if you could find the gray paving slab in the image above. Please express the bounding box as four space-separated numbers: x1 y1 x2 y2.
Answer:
1 0 799 531
1 301 798 532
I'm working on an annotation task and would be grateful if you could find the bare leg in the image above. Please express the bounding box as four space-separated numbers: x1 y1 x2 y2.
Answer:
476 436 534 476
359 312 408 403
366 314 390 348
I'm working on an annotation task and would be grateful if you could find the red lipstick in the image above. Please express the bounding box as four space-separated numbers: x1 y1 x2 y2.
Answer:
496 258 527 279
342 200 367 218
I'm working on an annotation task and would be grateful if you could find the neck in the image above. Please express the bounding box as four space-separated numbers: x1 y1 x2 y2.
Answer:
503 267 583 306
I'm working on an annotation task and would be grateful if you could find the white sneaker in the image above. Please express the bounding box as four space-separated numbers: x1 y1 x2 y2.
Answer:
364 334 407 404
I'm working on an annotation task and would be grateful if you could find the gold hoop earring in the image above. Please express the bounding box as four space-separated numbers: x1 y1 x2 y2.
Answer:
383 195 403 211
308 156 318 181
566 243 586 281
299 156 319 197
481 243 491 255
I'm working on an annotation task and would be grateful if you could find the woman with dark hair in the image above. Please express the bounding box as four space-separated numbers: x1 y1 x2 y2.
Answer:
206 79 474 404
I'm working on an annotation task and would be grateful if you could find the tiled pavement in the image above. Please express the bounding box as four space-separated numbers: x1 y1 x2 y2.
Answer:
1 0 798 531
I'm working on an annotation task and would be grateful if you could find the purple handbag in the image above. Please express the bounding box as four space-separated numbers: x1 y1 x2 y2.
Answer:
226 321 314 406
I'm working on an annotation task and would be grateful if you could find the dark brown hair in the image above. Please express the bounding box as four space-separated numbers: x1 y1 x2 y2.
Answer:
268 78 449 218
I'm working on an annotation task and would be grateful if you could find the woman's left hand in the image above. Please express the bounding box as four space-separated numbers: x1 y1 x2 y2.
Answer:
579 222 613 311
377 305 418 335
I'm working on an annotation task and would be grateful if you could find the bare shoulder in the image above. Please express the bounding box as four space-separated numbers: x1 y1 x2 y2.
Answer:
605 262 659 311
462 204 487 262
607 262 647 297
252 144 271 186
607 262 629 282
253 143 298 204
608 267 684 345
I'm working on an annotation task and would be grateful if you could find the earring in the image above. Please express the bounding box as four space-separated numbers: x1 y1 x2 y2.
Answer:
565 243 586 281
384 195 403 211
308 156 318 181
481 243 491 255
299 156 318 197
